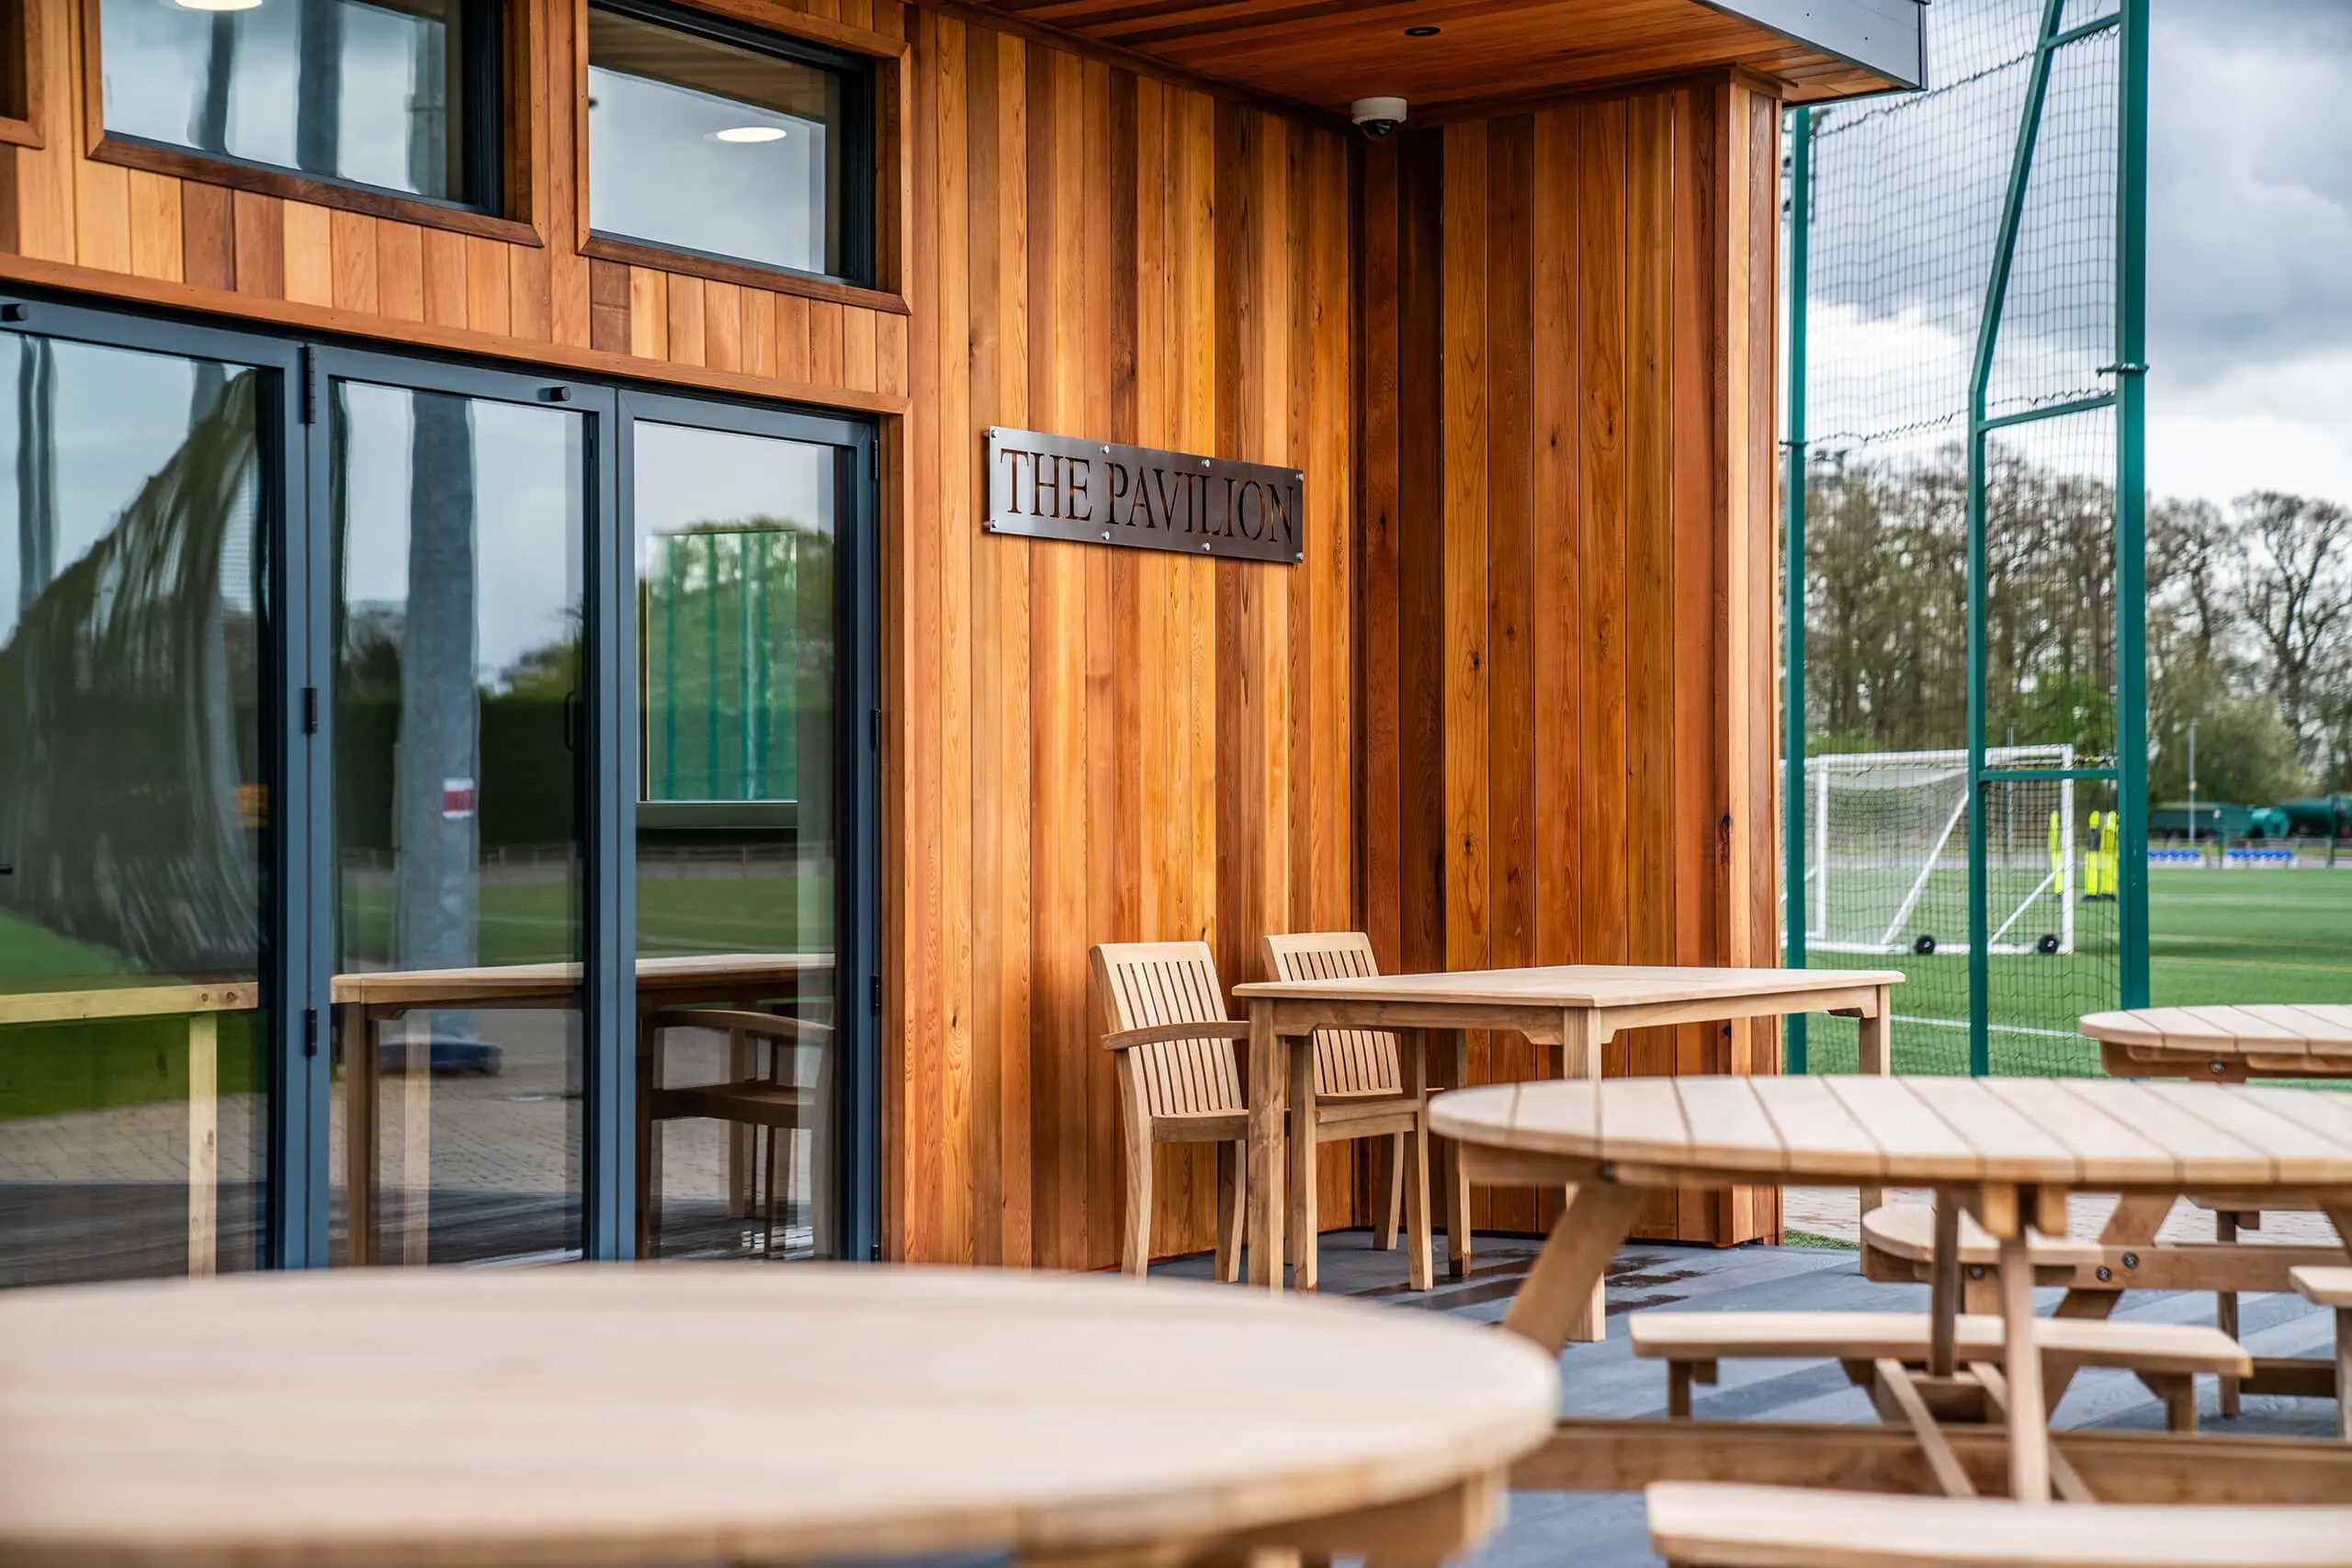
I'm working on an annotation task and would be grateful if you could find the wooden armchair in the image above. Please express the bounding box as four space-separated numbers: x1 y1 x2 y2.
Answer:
1260 931 1434 1292
1091 942 1251 1281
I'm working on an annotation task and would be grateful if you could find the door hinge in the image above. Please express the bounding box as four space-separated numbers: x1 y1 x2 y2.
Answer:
301 686 320 734
869 707 881 750
867 443 878 480
300 347 321 424
303 1009 320 1057
869 974 883 1015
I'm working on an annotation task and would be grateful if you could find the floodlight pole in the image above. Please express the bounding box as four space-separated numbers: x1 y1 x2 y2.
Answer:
1783 104 1814 1077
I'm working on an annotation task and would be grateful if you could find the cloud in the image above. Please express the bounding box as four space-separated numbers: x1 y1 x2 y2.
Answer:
2150 0 2352 391
1801 0 2352 509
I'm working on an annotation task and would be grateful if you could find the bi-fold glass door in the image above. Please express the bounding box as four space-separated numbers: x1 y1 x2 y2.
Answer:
0 299 875 1284
0 306 302 1286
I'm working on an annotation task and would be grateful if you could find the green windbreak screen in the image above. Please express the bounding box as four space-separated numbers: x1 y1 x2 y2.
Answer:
642 526 804 805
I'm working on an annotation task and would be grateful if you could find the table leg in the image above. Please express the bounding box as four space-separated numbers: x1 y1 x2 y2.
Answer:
343 1006 379 1266
1247 1002 1288 1290
1502 1182 1647 1356
1288 1035 1319 1292
401 1014 433 1267
2044 1191 2171 1406
1858 987 1892 1216
727 1027 754 1219
1440 1027 1473 1281
1403 1030 1432 1293
2215 1210 2242 1418
1557 1008 1605 1344
186 1013 218 1279
1928 1191 1962 1379
1994 1204 2051 1502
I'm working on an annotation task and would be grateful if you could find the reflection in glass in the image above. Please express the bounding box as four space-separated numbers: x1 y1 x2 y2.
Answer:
332 382 584 1266
0 336 267 1287
635 420 838 1259
588 5 855 278
100 0 481 204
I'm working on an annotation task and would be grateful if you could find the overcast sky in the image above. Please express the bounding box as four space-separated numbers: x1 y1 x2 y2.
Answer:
2147 0 2352 510
1798 0 2352 511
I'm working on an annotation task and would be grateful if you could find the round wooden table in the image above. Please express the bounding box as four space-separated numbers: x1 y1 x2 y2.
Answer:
1430 1074 2352 1505
2083 1005 2352 1081
0 1264 1557 1568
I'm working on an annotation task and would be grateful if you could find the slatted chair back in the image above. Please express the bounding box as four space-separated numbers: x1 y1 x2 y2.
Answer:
1261 931 1403 1100
1090 942 1245 1121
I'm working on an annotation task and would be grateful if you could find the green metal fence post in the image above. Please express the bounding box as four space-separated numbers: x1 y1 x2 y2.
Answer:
2114 0 2152 1008
1784 105 1812 1076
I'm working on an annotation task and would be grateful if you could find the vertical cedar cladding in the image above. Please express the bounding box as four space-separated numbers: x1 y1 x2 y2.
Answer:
1353 84 1784 1247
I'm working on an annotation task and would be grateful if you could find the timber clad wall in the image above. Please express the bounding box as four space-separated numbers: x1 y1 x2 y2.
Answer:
0 0 913 411
892 16 1360 1268
1356 85 1784 1247
7 0 1788 1267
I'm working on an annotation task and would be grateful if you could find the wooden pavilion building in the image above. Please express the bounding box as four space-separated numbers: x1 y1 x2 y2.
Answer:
0 0 1919 1286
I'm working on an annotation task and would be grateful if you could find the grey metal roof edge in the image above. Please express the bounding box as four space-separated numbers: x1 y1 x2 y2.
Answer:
1693 0 1928 93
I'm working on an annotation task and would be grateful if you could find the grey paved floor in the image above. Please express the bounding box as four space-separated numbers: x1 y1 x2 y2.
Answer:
1156 1226 2343 1568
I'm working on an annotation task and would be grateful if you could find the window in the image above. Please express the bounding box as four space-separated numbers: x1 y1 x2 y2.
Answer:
587 0 870 285
96 0 501 209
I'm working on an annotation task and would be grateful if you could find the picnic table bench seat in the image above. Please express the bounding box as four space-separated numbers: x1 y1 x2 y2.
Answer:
1645 1482 2352 1568
2291 1265 2352 1440
1863 1202 2100 1287
1632 1311 2249 1430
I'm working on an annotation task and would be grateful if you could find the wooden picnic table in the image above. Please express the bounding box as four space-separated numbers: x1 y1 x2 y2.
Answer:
0 1264 1557 1568
0 980 259 1278
2074 1004 2352 1416
1228 964 1903 1315
2083 1005 2352 1082
1430 1074 2352 1505
336 952 831 1264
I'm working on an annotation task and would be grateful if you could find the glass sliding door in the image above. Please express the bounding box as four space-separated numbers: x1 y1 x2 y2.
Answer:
328 371 590 1266
628 406 855 1260
0 330 275 1285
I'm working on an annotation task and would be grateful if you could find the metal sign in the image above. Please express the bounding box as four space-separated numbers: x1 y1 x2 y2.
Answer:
984 426 1303 564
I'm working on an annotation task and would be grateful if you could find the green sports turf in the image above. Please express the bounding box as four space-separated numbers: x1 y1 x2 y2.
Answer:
1798 867 2352 1075
0 871 834 1120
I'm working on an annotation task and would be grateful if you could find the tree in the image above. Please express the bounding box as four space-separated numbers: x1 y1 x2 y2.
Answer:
2232 490 2352 774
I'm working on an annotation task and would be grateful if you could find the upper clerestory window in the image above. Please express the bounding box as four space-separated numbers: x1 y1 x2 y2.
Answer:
97 0 504 212
587 0 872 288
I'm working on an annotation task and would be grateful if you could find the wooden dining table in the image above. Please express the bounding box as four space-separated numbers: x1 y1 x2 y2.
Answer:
1430 1073 2352 1504
1228 964 1902 1314
335 952 831 1264
0 1264 1558 1568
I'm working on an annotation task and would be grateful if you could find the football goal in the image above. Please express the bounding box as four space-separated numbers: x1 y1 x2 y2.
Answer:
1802 746 2078 958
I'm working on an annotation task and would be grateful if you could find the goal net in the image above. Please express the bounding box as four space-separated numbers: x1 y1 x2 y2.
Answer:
1803 746 2079 958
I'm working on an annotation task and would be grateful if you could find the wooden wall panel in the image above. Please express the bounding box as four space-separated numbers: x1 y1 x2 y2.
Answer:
0 0 910 414
1356 82 1782 1247
888 17 1358 1270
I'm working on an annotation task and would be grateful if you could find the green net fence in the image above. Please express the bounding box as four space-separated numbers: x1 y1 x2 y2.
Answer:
1789 0 2132 1075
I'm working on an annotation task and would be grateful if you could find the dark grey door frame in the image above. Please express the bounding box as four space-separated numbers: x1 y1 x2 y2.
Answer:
615 388 880 1260
0 287 879 1269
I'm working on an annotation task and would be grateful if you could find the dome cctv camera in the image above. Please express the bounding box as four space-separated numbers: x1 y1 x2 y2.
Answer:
1350 96 1408 139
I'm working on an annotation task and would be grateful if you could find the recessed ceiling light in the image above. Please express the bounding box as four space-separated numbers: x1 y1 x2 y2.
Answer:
1404 25 1441 36
174 0 265 11
713 125 787 143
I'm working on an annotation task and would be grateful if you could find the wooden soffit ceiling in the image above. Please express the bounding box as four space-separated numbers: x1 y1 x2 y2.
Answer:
957 0 1926 117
